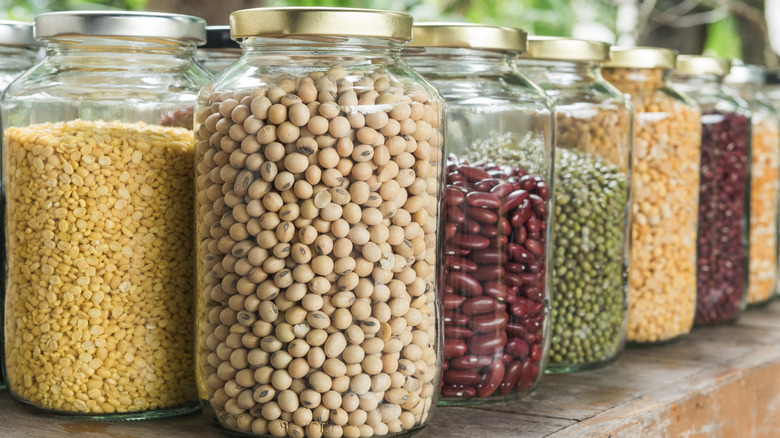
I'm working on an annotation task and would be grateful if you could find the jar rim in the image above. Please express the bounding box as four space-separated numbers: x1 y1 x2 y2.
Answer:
34 11 206 44
674 55 731 77
604 46 676 70
0 20 38 48
725 63 765 85
406 22 526 53
230 7 413 42
523 37 609 62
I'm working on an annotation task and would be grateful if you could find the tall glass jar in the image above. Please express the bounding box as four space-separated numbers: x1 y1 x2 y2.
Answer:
672 56 751 324
196 26 240 76
516 38 632 373
726 64 780 307
762 70 780 298
194 8 444 437
403 23 552 404
602 48 701 345
0 20 39 392
2 11 210 418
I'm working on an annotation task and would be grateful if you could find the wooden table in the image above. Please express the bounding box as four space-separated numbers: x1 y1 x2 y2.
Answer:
4 301 780 438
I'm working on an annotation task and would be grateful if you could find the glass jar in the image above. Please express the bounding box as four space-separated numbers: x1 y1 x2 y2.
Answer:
403 23 552 404
602 48 701 345
196 25 240 75
0 20 39 392
516 37 632 373
194 8 444 437
726 64 780 307
2 11 210 418
672 56 751 324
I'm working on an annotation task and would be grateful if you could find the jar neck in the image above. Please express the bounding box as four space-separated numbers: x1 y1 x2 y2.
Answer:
403 47 517 76
43 36 198 69
239 36 405 65
515 58 604 87
672 74 724 92
0 46 38 71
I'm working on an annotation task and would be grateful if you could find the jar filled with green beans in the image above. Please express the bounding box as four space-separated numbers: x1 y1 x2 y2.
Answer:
515 37 632 373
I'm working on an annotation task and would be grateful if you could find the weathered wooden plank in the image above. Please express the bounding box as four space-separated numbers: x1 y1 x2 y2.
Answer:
418 407 575 438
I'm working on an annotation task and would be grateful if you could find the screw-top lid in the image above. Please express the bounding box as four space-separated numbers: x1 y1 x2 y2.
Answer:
725 63 765 85
604 46 676 70
407 23 526 52
34 11 206 44
230 7 413 42
524 37 610 62
202 25 240 49
674 55 731 77
0 21 38 47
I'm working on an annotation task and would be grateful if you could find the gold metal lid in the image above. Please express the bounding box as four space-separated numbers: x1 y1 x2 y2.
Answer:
407 23 526 52
230 7 413 42
604 46 676 70
524 37 610 62
674 55 731 77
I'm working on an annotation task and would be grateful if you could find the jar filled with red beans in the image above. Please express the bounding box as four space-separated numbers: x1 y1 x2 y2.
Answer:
404 23 553 404
673 56 752 324
194 8 445 437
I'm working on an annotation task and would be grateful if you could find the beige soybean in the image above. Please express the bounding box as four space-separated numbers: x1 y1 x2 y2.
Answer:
4 120 197 414
195 64 441 437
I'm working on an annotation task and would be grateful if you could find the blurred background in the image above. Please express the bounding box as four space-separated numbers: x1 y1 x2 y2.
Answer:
1 0 777 67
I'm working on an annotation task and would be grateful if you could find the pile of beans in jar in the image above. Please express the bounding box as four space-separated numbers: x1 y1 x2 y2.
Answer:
548 108 630 371
696 112 751 323
747 117 780 305
603 67 702 343
194 64 442 438
4 120 197 414
440 156 548 402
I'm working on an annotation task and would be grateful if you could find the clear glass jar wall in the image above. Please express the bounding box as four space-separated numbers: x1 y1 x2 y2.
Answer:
196 26 240 75
404 23 553 404
517 38 631 373
602 48 701 345
762 70 780 298
194 8 444 437
726 64 780 306
672 56 751 324
0 20 39 392
2 12 210 417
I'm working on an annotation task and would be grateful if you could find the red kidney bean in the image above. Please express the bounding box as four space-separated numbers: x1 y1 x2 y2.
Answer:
535 181 549 200
458 165 491 181
498 217 512 236
446 206 466 223
440 385 477 398
506 323 528 338
445 223 458 240
467 192 501 208
695 112 750 324
444 339 468 358
530 344 542 363
504 273 523 288
447 271 483 296
476 360 505 398
524 239 544 257
499 361 523 395
508 243 533 263
469 311 509 333
518 272 543 286
490 182 515 198
462 219 481 234
462 296 499 315
518 175 536 191
444 294 467 310
442 361 449 373
445 326 474 339
444 311 470 326
479 224 499 237
472 266 505 281
467 206 498 223
487 235 509 248
510 200 532 227
469 249 507 264
445 256 478 272
449 355 493 370
519 359 536 391
525 214 540 234
452 233 490 249
510 298 534 318
468 332 508 356
444 284 454 295
445 187 467 206
506 262 525 273
484 281 512 301
444 369 482 385
506 338 529 358
500 190 529 213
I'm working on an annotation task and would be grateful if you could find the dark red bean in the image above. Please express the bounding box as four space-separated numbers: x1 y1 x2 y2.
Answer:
462 219 481 234
452 233 490 249
504 273 523 287
472 266 505 281
524 239 544 257
498 217 512 236
499 361 523 395
484 281 512 301
510 200 532 227
468 332 508 356
444 369 482 385
534 181 549 200
506 323 528 338
479 224 499 237
441 385 477 398
467 192 501 208
447 271 483 296
476 360 505 398
518 175 536 191
444 284 454 295
444 339 468 358
490 182 515 198
462 296 499 315
526 214 540 233
508 243 534 263
487 235 509 248
444 294 467 310
519 359 536 391
522 286 543 300
442 360 449 372
445 326 474 339
444 311 470 326
511 297 535 317
446 206 466 223
506 337 530 358
513 225 526 244
506 262 525 273
450 355 493 370
445 223 458 240
500 189 529 213
445 256 478 272
470 311 509 333
445 187 466 206
467 207 498 223
530 344 543 363
518 272 543 286
469 249 507 265
458 165 490 181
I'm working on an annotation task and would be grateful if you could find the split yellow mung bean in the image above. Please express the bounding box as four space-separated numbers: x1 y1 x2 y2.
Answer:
4 120 196 414
195 65 442 437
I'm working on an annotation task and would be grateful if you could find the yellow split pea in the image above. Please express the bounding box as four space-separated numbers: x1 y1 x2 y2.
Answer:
4 120 197 414
604 67 701 343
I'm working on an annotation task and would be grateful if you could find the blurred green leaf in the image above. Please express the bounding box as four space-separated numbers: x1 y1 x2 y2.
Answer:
704 15 742 60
